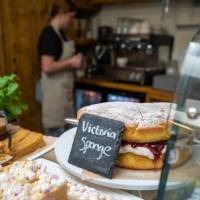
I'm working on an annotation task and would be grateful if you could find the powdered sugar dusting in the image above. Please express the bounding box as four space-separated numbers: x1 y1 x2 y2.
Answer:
80 102 170 129
66 177 121 200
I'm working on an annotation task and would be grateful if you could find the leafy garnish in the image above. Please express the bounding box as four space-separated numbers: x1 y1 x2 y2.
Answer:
0 74 28 121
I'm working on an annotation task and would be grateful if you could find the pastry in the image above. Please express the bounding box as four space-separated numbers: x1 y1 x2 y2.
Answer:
66 177 121 200
10 131 45 160
1 128 45 162
0 141 12 165
0 161 67 200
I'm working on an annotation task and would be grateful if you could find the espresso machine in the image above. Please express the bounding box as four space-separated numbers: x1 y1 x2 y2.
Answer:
90 26 114 75
103 33 174 85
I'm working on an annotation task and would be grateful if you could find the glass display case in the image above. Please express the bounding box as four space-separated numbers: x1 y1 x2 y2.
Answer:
74 88 145 112
156 31 200 200
74 89 103 112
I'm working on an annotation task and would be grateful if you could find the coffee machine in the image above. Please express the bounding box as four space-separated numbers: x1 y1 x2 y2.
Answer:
103 33 174 85
91 26 114 75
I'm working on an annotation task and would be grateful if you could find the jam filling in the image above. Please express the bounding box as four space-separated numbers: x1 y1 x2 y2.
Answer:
121 141 166 160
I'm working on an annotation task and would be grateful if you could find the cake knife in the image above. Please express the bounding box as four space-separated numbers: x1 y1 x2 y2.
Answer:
64 118 78 126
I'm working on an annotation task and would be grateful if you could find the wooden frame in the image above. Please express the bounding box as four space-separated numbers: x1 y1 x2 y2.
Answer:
0 1 6 76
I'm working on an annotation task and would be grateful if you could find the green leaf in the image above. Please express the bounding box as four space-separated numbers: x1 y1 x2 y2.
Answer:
0 77 9 89
0 74 17 89
6 74 17 82
9 104 23 116
6 112 16 122
17 101 28 112
20 102 28 111
6 83 19 96
0 90 4 98
0 73 28 121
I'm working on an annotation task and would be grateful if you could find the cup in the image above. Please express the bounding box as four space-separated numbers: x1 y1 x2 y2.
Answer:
75 53 86 77
116 57 128 67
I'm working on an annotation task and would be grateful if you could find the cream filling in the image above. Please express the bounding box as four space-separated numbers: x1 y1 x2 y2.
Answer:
119 145 166 160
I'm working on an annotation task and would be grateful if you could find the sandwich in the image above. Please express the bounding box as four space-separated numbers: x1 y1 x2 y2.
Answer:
77 102 191 170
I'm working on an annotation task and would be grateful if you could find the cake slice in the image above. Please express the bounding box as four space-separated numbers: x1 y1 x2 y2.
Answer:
2 129 45 161
0 161 68 200
10 131 45 160
3 128 30 146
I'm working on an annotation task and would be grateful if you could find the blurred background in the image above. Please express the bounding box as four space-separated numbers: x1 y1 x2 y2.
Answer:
1 0 200 131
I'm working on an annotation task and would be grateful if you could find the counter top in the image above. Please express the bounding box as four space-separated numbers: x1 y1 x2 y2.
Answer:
75 76 174 102
75 76 151 93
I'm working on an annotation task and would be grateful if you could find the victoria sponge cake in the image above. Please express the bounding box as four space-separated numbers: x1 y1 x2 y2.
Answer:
77 102 172 170
78 102 171 143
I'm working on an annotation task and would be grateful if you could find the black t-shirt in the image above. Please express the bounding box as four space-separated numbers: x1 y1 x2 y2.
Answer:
38 26 68 61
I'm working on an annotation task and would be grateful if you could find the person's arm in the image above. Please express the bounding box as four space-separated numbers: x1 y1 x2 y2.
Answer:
41 54 82 74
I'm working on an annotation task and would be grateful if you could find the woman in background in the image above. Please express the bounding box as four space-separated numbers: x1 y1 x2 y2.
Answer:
38 0 84 136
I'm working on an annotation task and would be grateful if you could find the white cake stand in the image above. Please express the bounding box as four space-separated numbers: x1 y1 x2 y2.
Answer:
54 127 186 191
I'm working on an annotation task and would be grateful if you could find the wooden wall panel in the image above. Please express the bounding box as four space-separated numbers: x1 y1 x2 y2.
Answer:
0 1 5 76
0 1 18 75
27 0 53 131
0 0 53 131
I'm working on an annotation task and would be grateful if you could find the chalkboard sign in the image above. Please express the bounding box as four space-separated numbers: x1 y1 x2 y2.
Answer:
68 113 125 178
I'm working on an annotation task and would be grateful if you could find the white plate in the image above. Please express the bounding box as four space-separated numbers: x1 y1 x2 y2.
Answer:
0 154 13 165
54 128 185 191
35 158 142 200
27 142 56 161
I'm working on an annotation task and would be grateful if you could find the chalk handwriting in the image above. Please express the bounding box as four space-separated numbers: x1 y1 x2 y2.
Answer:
79 137 112 160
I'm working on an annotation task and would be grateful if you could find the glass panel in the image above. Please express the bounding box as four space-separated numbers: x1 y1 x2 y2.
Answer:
157 31 200 200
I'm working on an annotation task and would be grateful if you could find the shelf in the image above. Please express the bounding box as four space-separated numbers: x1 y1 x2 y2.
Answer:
91 0 160 5
75 77 151 93
75 1 100 18
76 3 98 11
74 38 98 46
146 88 173 102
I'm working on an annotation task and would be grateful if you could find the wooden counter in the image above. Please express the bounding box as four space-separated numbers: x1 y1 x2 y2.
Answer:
75 77 174 102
